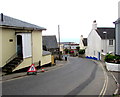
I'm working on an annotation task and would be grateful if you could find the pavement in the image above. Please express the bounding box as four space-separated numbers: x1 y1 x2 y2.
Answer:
99 61 120 96
0 60 68 82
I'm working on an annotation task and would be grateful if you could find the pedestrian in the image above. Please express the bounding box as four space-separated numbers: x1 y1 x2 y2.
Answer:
64 54 68 61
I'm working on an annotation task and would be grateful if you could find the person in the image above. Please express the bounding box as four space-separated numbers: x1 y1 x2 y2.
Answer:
64 54 68 61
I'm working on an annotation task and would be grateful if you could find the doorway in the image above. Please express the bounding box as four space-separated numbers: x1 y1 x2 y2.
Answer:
17 35 23 57
98 52 100 60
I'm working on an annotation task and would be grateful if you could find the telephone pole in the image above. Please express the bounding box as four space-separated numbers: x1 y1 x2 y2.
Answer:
58 25 61 59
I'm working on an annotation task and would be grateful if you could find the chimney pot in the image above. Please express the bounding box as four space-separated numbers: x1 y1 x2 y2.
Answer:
92 20 97 30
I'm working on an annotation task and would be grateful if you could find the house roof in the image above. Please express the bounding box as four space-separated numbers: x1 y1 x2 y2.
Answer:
114 18 120 24
82 38 87 46
42 51 51 56
96 27 115 39
0 13 46 30
42 35 59 49
60 42 76 45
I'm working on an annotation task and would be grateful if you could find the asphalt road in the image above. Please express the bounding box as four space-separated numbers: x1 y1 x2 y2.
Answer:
2 57 108 96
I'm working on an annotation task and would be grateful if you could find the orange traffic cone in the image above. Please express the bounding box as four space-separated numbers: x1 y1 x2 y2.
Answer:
41 67 45 72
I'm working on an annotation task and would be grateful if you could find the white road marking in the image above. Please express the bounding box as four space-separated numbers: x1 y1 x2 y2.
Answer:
111 72 119 95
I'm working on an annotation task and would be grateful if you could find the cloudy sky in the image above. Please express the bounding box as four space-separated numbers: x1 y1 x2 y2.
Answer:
1 0 119 43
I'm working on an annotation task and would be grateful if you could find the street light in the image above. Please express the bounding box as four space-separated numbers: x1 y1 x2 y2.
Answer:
103 31 107 54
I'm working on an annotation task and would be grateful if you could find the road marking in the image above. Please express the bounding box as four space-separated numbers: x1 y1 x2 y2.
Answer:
1 60 70 83
111 72 119 95
98 62 108 97
1 75 30 83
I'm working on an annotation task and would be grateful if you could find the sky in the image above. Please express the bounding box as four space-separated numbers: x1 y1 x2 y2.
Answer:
0 0 119 43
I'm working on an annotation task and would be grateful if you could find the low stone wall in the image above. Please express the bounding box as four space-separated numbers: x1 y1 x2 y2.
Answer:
105 62 120 72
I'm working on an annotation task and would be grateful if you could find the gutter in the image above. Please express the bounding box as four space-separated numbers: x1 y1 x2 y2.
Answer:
0 25 46 31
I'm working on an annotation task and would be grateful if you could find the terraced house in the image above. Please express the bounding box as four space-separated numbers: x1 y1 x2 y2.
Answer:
0 13 51 73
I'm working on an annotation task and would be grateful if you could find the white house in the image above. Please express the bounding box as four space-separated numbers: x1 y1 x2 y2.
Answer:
86 20 115 60
61 42 79 50
79 35 87 49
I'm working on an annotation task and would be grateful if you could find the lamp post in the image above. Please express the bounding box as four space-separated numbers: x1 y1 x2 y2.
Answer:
103 31 107 54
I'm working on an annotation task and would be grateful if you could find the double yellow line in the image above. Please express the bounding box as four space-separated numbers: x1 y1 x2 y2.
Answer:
98 62 108 97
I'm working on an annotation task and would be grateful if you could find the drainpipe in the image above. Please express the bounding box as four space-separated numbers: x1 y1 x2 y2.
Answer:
31 30 34 64
1 13 3 22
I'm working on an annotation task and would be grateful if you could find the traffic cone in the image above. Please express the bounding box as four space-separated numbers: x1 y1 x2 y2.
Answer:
41 67 45 72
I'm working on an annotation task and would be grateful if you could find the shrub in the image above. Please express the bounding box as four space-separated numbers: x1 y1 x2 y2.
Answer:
64 48 69 54
104 54 116 63
76 46 80 51
104 54 120 63
79 49 85 54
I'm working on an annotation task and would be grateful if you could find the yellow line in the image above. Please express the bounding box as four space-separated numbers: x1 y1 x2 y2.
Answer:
2 75 30 83
98 62 108 97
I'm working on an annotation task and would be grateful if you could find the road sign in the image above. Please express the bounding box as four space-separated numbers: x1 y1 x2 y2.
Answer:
27 64 37 72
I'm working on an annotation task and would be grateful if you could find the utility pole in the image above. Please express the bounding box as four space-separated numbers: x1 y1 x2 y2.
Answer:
58 25 61 60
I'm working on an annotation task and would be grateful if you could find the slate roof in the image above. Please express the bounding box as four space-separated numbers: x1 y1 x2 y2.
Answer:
96 27 115 39
42 51 51 56
42 35 59 49
82 38 87 46
114 18 120 24
60 42 75 44
0 13 46 30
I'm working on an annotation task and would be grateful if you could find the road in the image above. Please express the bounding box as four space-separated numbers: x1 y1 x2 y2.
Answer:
2 57 111 96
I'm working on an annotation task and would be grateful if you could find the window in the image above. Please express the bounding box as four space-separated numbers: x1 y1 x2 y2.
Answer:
109 40 113 45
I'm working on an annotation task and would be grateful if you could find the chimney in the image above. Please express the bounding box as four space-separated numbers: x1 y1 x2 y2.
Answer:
92 20 97 30
1 13 3 22
80 35 83 40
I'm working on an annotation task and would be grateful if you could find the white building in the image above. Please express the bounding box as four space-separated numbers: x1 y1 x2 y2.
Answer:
79 35 87 49
86 20 115 60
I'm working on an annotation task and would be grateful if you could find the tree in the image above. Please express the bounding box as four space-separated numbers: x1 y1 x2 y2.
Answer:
64 48 69 54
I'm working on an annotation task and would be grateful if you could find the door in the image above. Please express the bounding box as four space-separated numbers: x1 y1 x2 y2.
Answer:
98 52 100 60
17 35 23 57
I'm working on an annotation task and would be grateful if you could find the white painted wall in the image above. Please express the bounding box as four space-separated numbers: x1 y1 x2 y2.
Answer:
86 29 101 59
71 45 79 49
101 39 115 54
118 1 120 18
79 35 85 49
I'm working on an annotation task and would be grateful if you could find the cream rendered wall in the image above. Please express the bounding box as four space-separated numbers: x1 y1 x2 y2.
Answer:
2 28 16 67
41 55 51 66
13 57 32 71
32 30 42 64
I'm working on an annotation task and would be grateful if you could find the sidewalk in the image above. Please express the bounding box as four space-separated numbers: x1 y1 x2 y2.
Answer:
99 61 120 95
1 60 67 82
